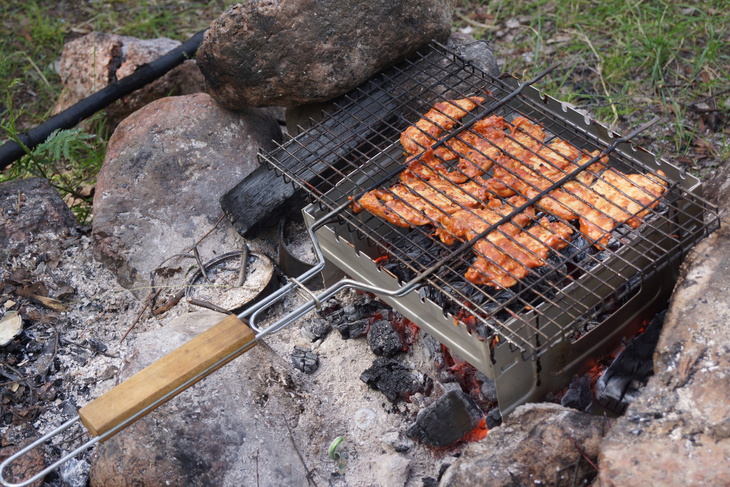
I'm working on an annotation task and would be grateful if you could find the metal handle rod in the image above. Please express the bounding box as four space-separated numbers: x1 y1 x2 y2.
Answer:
239 205 431 333
0 337 259 487
0 416 93 487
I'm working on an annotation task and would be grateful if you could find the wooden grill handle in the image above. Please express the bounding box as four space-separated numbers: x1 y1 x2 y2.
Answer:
78 314 256 437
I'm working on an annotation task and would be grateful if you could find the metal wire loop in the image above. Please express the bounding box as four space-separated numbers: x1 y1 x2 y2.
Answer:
288 276 322 309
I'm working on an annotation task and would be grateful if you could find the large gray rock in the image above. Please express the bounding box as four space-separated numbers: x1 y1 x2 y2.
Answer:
284 32 500 135
53 32 205 128
0 177 81 263
197 0 455 108
597 163 730 487
91 93 282 293
439 403 608 487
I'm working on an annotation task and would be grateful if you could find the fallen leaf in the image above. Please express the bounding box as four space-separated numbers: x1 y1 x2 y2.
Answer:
692 137 717 157
30 295 66 312
0 311 23 347
674 155 693 166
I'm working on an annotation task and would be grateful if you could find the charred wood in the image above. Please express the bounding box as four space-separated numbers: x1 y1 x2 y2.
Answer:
596 310 666 414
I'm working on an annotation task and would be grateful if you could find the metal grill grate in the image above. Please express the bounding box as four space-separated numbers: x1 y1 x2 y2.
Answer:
261 43 718 361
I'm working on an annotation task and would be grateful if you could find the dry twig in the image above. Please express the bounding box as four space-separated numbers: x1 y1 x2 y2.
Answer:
152 288 185 315
187 298 229 314
119 289 160 343
564 433 599 472
281 413 318 486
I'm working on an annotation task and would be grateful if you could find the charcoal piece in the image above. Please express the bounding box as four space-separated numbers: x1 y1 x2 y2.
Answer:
341 303 361 320
485 407 502 428
360 357 423 402
367 319 405 357
422 333 445 368
405 390 484 448
596 310 665 414
290 346 319 374
561 234 593 262
381 230 450 283
561 374 593 411
389 230 446 268
520 255 568 296
301 317 332 341
336 319 369 339
423 463 452 486
478 374 497 403
331 295 385 324
419 277 516 324
381 431 414 453
383 262 414 283
86 338 108 354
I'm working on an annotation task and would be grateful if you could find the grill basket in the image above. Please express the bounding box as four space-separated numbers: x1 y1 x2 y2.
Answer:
260 42 719 414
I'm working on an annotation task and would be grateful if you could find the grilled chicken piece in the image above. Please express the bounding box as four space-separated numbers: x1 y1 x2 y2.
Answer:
487 138 603 198
434 115 509 178
578 169 668 246
401 115 541 185
352 175 485 228
400 149 461 184
466 217 574 288
401 97 485 155
435 196 533 245
533 157 608 221
352 189 431 227
357 99 670 286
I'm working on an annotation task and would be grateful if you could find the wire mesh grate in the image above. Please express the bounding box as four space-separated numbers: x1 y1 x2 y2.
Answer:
260 42 719 355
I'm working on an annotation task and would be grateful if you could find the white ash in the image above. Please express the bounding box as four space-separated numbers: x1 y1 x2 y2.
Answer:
282 219 318 265
6 234 469 486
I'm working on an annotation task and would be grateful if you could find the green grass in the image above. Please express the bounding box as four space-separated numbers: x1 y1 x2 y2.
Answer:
455 0 729 175
0 1 231 222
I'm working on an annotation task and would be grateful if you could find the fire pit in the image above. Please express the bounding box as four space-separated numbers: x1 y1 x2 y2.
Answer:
1 42 720 487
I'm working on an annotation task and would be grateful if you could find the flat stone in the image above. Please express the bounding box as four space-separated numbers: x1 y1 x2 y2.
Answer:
196 0 454 108
53 32 205 128
91 93 282 294
439 403 608 487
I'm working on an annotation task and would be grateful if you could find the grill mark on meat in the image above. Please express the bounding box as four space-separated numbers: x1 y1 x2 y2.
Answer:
466 217 574 288
400 96 486 156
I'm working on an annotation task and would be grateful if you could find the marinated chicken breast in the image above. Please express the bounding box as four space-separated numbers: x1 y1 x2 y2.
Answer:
400 96 485 155
353 100 669 286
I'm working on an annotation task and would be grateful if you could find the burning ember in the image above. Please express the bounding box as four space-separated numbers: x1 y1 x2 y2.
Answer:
550 309 667 414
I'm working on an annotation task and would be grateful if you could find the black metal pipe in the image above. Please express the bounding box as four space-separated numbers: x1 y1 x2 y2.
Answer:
0 29 207 171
